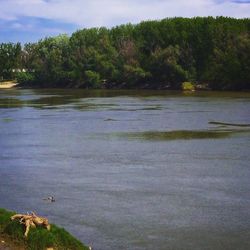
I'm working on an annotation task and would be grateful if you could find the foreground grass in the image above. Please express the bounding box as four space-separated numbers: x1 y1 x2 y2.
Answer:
0 208 89 250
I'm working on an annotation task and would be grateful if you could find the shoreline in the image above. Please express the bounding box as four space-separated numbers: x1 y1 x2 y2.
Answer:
0 81 18 89
0 80 249 92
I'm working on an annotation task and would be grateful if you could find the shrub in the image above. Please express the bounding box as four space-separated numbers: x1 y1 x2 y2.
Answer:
182 81 195 91
16 72 35 85
84 70 101 88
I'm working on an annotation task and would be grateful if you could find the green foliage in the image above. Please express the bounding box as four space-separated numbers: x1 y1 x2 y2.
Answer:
85 70 101 88
0 208 14 230
4 220 25 241
16 72 35 85
123 65 151 86
204 33 250 90
0 208 88 250
0 17 249 90
182 82 195 91
150 45 188 88
0 43 21 79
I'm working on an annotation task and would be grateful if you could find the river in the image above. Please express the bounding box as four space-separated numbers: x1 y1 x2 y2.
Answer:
0 89 250 250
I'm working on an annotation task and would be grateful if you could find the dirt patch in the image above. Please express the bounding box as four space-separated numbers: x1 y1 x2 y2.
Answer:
0 234 25 250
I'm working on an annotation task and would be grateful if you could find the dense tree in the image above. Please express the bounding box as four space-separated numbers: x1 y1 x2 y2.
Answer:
0 43 21 79
0 17 249 90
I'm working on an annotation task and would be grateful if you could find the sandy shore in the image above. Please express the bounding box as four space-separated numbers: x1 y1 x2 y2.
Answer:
0 81 18 89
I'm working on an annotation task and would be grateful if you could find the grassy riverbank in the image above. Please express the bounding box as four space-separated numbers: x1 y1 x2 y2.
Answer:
0 208 89 250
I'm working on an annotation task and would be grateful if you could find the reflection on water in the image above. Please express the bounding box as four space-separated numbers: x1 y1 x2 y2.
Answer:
0 98 24 108
0 89 250 250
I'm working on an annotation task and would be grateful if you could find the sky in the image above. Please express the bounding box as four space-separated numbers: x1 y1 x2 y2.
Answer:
0 0 250 43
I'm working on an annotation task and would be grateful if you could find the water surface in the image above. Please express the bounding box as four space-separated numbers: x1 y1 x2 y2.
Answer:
0 89 250 250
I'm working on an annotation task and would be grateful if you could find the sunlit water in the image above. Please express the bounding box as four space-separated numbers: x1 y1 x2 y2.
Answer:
0 89 250 250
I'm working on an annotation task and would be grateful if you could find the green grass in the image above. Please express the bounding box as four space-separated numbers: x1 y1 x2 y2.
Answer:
0 208 89 250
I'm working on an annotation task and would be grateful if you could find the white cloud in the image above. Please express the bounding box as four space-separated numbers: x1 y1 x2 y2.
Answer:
0 0 249 29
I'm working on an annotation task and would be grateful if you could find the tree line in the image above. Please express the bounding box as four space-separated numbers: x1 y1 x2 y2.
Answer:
0 17 249 90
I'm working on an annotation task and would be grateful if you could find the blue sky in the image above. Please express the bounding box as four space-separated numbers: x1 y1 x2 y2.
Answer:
0 0 249 43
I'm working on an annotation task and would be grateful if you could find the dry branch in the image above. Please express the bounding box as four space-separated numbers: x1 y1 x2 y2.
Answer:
11 212 50 237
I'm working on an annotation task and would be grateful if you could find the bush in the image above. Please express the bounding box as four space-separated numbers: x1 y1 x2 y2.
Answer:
16 72 35 85
182 81 195 91
84 70 101 88
123 65 151 86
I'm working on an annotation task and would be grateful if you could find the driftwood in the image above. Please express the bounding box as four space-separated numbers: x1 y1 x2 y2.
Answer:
11 212 51 237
